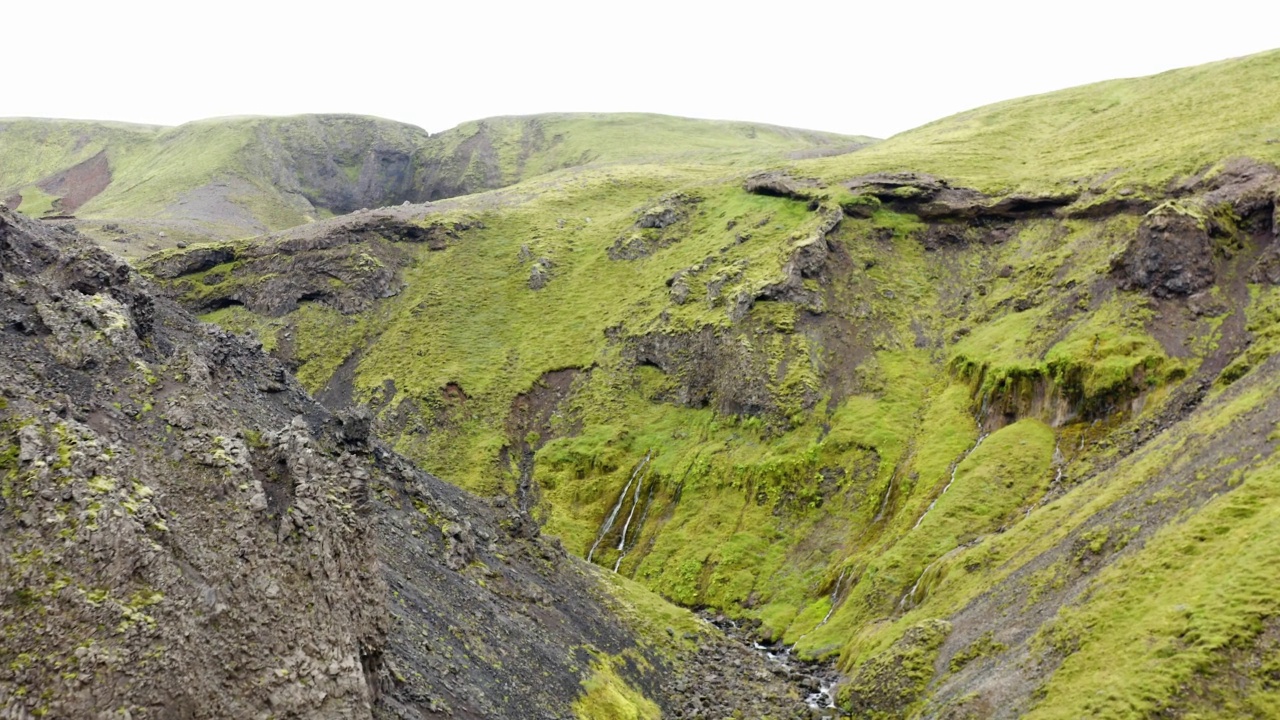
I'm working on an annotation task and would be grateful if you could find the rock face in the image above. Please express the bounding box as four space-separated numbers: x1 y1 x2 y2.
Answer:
141 214 477 316
1115 207 1216 297
0 206 822 718
247 116 431 215
0 206 388 717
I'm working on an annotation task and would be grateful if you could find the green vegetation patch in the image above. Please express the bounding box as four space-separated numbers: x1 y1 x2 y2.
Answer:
1027 458 1280 719
801 49 1280 196
572 655 661 720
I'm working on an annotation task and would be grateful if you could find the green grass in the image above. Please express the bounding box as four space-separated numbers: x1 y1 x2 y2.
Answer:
423 112 871 188
14 185 58 217
175 153 1231 678
799 48 1280 196
1027 455 1280 718
573 655 661 720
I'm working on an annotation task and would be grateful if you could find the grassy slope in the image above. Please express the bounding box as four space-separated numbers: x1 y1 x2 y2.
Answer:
798 48 1280 195
165 48 1280 716
422 112 869 188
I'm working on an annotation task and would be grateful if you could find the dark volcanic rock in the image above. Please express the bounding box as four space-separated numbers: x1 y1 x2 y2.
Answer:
146 245 239 280
608 193 700 261
1115 208 1216 297
844 171 1076 222
141 215 479 316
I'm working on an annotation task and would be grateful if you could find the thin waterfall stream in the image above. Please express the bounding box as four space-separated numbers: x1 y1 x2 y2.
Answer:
586 451 651 563
612 463 653 572
912 432 988 530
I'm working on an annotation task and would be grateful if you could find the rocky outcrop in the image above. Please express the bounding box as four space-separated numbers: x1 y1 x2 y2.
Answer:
1114 205 1216 297
241 115 434 215
744 171 824 203
843 171 1077 222
0 206 388 718
142 215 477 316
733 207 843 319
608 193 701 261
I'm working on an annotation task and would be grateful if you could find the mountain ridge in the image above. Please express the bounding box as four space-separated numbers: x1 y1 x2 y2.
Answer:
0 112 869 256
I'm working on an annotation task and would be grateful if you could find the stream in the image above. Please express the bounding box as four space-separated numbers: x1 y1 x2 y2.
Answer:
704 613 847 718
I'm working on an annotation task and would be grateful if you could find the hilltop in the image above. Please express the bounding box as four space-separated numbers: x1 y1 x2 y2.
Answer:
0 113 867 256
799 49 1280 195
141 48 1280 717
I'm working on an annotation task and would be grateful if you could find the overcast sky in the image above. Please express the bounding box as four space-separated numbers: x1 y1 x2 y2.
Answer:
6 1 1278 139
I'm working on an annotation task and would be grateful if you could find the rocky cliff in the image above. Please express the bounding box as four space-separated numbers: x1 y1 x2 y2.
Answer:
0 205 838 719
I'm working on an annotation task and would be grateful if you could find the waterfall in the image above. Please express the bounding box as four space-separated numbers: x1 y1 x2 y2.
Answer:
586 451 651 563
612 463 653 572
913 433 988 530
898 556 940 611
817 566 849 627
873 470 897 523
613 471 659 572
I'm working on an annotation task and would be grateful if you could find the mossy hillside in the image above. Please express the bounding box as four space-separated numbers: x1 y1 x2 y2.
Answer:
1024 421 1280 716
0 118 160 204
13 185 59 218
340 169 824 483
572 655 661 720
946 216 1176 418
1025 462 1280 717
2 113 867 245
422 112 872 193
145 49 1280 712
78 118 259 219
182 163 1221 679
792 420 1055 664
1218 283 1280 385
798 48 1280 197
824 343 1280 716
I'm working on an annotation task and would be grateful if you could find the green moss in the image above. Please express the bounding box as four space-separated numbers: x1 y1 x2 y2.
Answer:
572 655 661 720
597 569 706 656
200 304 286 354
841 619 951 718
1027 457 1280 718
14 185 59 217
948 631 1007 673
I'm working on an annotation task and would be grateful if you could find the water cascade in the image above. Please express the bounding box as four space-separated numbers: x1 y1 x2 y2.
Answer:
586 451 651 563
913 433 988 530
612 462 655 572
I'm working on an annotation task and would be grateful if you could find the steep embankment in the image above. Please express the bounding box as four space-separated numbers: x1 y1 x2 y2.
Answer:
146 49 1280 717
0 205 833 719
0 113 868 257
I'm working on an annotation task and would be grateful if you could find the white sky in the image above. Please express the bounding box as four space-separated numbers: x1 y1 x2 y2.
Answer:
5 0 1278 139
